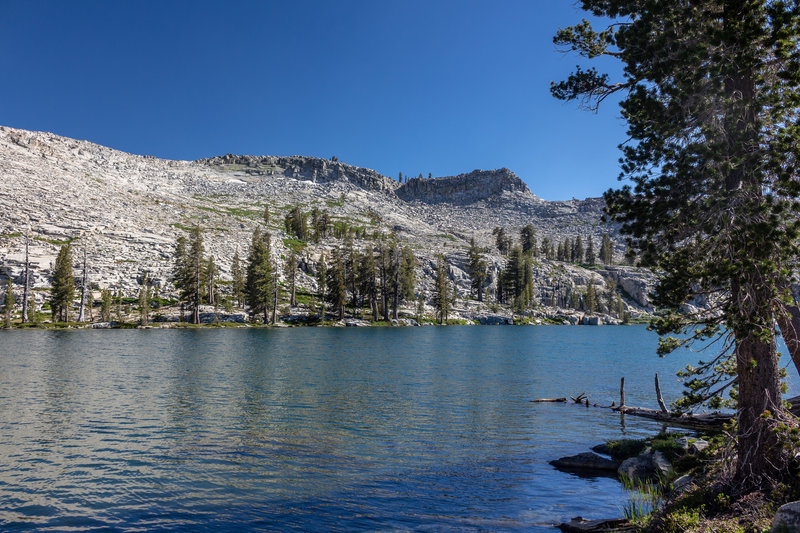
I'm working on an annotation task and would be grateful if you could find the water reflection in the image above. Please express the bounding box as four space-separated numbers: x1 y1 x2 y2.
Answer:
0 327 796 531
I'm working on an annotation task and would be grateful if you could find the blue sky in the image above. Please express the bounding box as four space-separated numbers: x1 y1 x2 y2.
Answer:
1 1 627 200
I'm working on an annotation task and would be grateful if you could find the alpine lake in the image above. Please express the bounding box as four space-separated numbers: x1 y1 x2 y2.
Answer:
1 326 798 531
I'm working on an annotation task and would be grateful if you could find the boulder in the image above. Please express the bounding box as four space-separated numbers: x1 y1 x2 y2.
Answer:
671 475 694 495
772 501 800 532
689 439 709 454
476 314 513 325
550 452 619 473
618 450 671 480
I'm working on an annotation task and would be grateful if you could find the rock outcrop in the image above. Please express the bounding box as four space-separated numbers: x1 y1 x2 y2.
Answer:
396 168 534 205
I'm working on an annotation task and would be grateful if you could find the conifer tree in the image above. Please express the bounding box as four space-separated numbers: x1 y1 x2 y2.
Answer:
585 281 596 314
466 237 487 302
101 288 112 322
585 238 596 265
186 227 205 324
399 246 416 304
245 228 274 323
51 242 75 322
316 253 327 318
285 248 298 307
416 292 425 323
206 256 217 305
433 254 450 324
359 246 379 320
492 227 511 256
327 248 346 320
554 0 800 487
574 236 584 264
21 235 30 323
598 234 613 265
77 245 88 323
3 277 14 327
231 248 245 308
139 273 151 326
520 225 537 256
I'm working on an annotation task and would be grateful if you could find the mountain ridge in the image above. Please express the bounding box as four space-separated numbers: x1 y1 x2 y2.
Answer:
0 125 655 323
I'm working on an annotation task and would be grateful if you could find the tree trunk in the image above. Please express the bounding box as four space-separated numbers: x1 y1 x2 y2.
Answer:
732 279 786 489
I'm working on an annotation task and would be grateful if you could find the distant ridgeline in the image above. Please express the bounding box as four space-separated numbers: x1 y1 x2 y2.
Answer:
201 155 535 205
0 125 653 328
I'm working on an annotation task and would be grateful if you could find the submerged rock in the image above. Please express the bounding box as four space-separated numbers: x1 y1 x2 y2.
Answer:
559 516 633 532
550 452 619 473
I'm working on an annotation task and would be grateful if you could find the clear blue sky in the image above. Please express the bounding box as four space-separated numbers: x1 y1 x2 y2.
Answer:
0 1 627 201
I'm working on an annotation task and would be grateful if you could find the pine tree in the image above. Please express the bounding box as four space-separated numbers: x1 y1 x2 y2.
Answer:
467 238 487 302
598 234 613 265
585 281 596 314
285 248 298 307
520 225 537 256
327 248 346 320
231 248 245 308
316 253 327 319
187 227 205 324
585 238 596 265
416 292 425 323
263 205 270 226
245 228 274 323
433 254 450 324
492 227 510 256
359 246 379 320
21 235 30 323
399 246 416 303
3 277 14 327
206 256 217 305
51 242 75 322
574 236 584 264
139 273 151 326
101 288 112 322
554 0 800 488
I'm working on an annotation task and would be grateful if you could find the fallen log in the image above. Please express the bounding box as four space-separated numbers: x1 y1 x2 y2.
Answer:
531 397 568 403
614 405 732 429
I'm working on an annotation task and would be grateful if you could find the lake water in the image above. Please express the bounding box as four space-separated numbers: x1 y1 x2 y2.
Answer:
0 326 797 532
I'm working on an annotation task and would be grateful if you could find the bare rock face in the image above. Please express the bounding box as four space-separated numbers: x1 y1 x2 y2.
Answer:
200 154 399 193
0 125 653 321
396 168 534 205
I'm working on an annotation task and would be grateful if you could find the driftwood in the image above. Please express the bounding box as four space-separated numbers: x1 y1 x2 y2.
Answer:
531 397 567 403
532 377 800 429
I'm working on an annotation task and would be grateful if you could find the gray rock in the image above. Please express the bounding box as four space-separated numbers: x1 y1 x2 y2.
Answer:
618 450 671 480
689 439 709 454
652 450 672 475
772 501 800 532
671 474 694 494
476 314 513 325
550 452 619 472
675 437 690 449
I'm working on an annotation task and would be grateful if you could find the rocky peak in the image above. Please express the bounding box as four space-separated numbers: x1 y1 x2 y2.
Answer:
199 154 400 193
396 168 535 205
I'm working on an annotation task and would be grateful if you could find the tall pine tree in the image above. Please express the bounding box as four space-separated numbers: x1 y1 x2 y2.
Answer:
554 0 800 488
